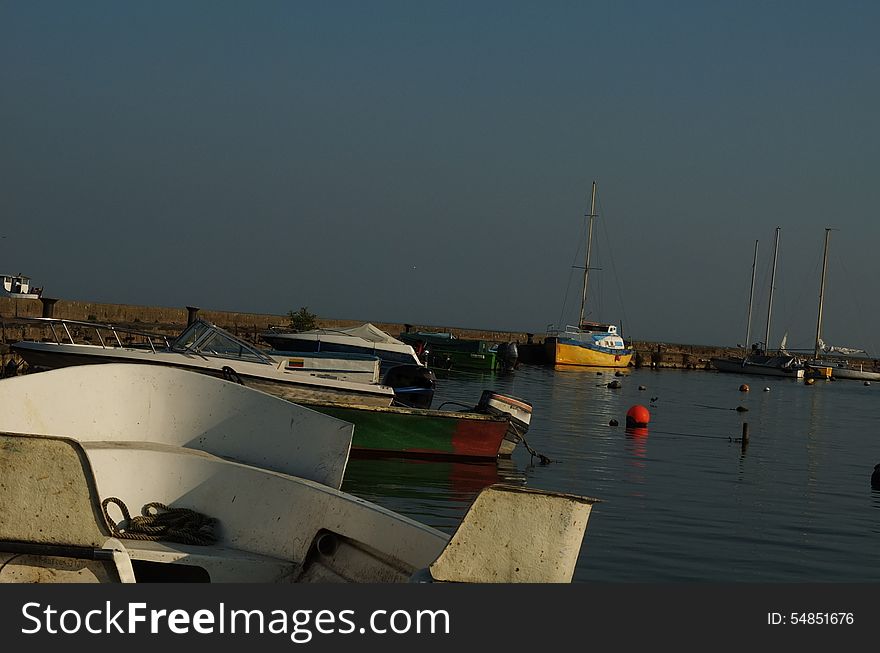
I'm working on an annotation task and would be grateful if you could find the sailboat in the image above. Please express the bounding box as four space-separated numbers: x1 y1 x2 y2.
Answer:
544 181 633 368
806 229 880 381
710 227 805 378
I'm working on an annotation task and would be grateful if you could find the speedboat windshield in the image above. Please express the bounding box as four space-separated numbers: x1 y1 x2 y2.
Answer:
172 320 274 364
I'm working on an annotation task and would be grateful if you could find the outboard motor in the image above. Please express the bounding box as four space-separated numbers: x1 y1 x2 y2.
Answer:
474 390 533 456
495 342 519 372
382 364 437 409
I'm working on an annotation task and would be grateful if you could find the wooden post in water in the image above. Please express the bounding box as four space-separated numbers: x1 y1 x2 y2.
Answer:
741 422 750 453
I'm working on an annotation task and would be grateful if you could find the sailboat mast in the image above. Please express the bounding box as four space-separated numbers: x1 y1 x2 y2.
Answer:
578 181 597 328
764 226 781 353
813 228 831 359
744 239 758 352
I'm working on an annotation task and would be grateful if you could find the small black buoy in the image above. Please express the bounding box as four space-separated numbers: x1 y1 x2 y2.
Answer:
614 371 623 377
609 419 619 426
607 380 622 389
865 381 871 386
736 406 749 412
872 464 880 490
638 385 647 391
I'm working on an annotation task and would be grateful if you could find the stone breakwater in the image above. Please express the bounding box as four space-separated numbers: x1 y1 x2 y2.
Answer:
0 296 740 370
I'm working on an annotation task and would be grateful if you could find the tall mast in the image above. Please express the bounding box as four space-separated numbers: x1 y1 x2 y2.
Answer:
764 226 781 353
813 228 832 359
578 181 597 328
744 239 759 352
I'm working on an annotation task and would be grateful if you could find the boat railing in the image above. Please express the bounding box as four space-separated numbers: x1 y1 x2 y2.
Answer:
14 317 174 352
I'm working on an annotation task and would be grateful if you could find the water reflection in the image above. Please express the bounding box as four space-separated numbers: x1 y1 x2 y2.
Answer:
623 426 649 493
341 456 527 534
375 364 880 581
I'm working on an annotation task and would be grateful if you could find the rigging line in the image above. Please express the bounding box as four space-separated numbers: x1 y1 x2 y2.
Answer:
596 192 630 335
752 237 776 346
831 250 877 357
557 206 589 329
778 239 823 349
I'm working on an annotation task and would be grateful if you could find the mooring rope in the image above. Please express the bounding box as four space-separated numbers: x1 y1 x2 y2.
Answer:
508 421 552 465
101 497 218 546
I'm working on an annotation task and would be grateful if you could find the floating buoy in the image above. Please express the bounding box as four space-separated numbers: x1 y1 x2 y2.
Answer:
739 384 749 392
735 406 749 412
607 380 622 389
638 385 647 391
872 464 880 489
763 387 770 392
609 419 619 426
626 405 650 428
865 381 871 386
596 372 602 375
805 378 815 386
615 371 624 377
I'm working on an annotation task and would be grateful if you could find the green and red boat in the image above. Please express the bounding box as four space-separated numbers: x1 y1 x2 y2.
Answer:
301 391 533 461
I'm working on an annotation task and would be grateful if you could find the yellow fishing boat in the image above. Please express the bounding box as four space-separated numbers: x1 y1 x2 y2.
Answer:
545 181 632 368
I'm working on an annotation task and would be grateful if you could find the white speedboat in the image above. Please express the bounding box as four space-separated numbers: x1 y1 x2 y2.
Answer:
11 317 397 406
0 364 598 583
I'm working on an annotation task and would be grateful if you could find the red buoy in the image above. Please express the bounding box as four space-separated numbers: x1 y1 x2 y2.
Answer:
626 405 650 428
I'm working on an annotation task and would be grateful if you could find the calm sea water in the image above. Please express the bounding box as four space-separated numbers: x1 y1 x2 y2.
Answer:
341 364 880 582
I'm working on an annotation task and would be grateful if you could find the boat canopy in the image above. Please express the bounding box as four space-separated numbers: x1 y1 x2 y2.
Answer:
300 323 406 346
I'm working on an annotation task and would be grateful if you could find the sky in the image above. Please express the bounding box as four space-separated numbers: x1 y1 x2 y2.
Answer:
2 1 879 349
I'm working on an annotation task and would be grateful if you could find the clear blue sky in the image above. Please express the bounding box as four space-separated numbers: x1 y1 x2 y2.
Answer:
3 1 879 349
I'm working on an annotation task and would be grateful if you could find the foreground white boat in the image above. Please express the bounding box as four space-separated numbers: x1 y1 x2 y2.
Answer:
0 365 598 583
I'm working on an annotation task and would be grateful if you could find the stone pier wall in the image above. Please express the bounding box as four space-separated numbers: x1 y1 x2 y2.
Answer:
0 296 741 370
